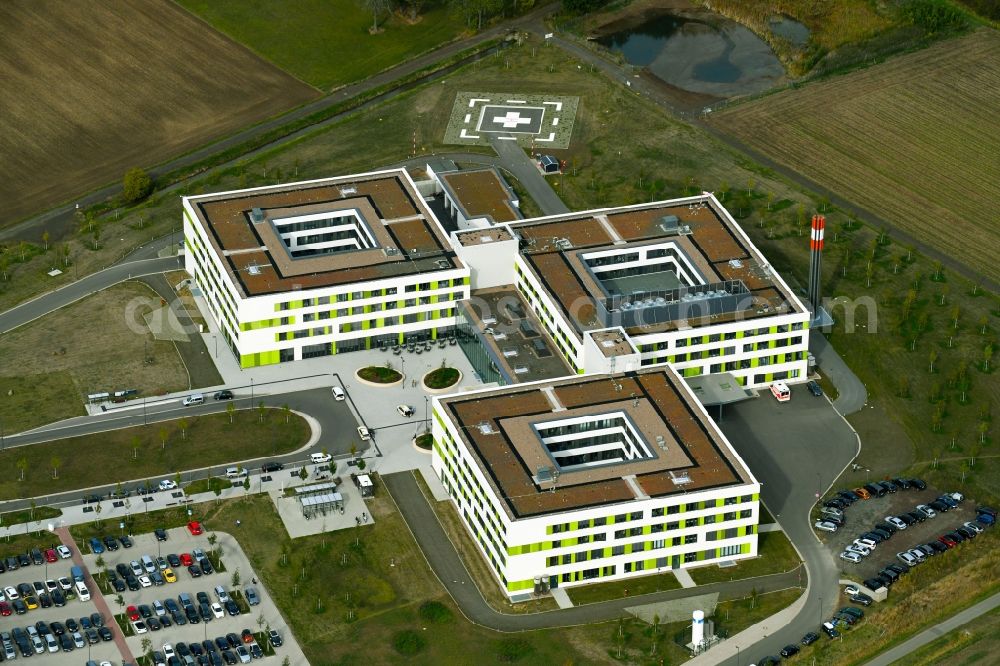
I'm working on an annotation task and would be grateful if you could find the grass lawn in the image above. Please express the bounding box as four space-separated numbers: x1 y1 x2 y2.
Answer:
414 433 432 450
903 603 1000 665
609 587 802 664
567 567 681 606
687 531 802 585
0 409 308 500
176 0 466 90
357 365 403 383
0 505 61 527
183 477 235 496
422 366 459 389
0 281 189 434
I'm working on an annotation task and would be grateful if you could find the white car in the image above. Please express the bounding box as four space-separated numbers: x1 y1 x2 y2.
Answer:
56 545 72 559
916 504 936 518
153 600 166 617
46 633 59 653
130 560 143 576
907 548 926 563
396 404 414 417
163 644 176 660
855 538 877 550
885 516 908 530
58 577 73 591
897 551 919 566
45 579 59 593
332 386 346 401
964 521 983 534
138 575 152 588
158 479 177 491
132 620 148 634
3 586 18 600
846 544 870 557
211 602 224 619
950 491 965 502
839 551 862 563
844 584 861 596
814 520 837 533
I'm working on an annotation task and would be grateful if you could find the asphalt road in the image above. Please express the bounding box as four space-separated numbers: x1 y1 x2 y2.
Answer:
0 387 356 513
811 332 867 415
0 255 181 335
384 471 802 630
489 136 570 215
863 590 1000 666
713 393 860 665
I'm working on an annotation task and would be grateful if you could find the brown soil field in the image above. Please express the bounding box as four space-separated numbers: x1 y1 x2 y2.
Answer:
708 29 1000 282
0 0 318 226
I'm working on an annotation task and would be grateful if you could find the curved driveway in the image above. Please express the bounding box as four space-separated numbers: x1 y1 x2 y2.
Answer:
811 332 867 415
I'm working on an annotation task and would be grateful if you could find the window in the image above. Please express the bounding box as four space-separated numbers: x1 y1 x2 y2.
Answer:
614 530 626 539
684 552 697 563
650 524 663 533
667 522 679 531
578 535 590 544
632 542 644 553
593 517 607 527
684 534 698 544
653 539 665 549
667 505 680 515
612 545 624 556
547 556 558 567
685 518 699 528
652 508 664 517
630 511 643 521
562 554 571 565
574 551 587 563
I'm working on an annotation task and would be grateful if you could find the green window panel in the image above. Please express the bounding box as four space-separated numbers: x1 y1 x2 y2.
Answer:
642 525 652 535
741 542 751 554
506 578 534 591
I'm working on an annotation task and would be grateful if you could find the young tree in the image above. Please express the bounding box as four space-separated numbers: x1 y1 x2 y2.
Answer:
141 637 152 659
362 0 394 32
51 455 61 479
41 231 50 251
123 167 153 203
257 402 266 424
178 418 189 440
95 555 106 580
207 533 218 558
227 402 237 424
231 568 241 588
132 435 141 460
282 403 291 424
159 426 168 449
16 456 27 481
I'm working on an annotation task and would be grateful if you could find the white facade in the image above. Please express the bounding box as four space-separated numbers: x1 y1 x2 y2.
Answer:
431 372 760 599
182 173 470 368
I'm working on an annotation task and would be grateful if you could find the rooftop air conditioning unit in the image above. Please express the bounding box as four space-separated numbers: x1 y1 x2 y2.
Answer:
250 208 264 224
435 259 450 269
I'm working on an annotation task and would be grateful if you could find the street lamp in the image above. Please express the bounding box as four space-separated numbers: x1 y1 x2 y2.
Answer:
213 335 218 359
250 377 254 405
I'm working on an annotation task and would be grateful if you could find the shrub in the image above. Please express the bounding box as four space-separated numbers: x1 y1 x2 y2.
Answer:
122 167 153 203
418 600 453 623
494 637 534 663
392 630 426 656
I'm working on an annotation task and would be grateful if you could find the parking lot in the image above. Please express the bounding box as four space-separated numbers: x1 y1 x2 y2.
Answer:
0 552 121 666
817 480 982 580
77 526 307 666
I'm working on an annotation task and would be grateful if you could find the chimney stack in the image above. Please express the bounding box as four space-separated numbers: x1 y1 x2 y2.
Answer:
808 214 825 316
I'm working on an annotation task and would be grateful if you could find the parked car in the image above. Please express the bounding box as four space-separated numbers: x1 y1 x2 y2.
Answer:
244 587 260 606
840 551 862 564
877 481 897 494
187 521 204 536
155 528 168 542
814 520 837 533
850 593 873 606
853 487 872 500
213 390 234 401
56 545 72 559
890 477 910 490
159 479 177 491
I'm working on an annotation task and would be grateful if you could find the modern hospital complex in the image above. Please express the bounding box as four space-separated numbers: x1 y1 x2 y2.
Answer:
183 164 810 598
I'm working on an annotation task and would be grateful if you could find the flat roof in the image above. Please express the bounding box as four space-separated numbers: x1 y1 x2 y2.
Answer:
439 168 520 224
511 196 803 338
461 286 574 382
455 226 514 246
440 366 756 519
589 330 636 358
184 170 462 297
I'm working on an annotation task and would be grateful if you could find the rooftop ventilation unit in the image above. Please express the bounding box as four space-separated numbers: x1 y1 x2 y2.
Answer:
668 470 692 486
536 466 553 483
339 186 357 197
435 259 450 269
246 264 262 276
502 348 519 358
728 259 743 269
250 208 264 224
555 238 572 250
477 422 497 435
514 366 529 374
657 215 680 234
655 435 667 451
383 248 399 256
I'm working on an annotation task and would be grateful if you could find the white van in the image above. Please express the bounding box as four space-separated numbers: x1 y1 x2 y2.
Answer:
75 581 90 601
357 426 371 441
769 382 791 402
141 555 156 574
182 393 205 406
332 386 346 401
310 452 332 464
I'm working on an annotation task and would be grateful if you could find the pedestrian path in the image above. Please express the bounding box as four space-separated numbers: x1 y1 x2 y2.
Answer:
673 568 697 589
551 588 574 609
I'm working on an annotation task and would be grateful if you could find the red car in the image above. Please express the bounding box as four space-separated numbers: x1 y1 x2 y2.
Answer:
187 521 203 536
44 548 58 563
938 535 958 548
0 601 11 616
179 553 194 567
241 629 254 644
127 605 140 621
